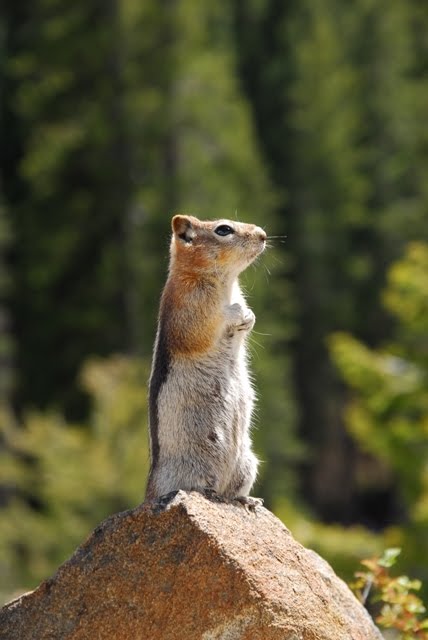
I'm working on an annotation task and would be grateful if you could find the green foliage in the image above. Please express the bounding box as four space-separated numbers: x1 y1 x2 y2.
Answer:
353 548 428 638
330 242 428 591
0 200 13 403
4 1 142 415
0 356 149 599
329 243 428 506
384 243 428 340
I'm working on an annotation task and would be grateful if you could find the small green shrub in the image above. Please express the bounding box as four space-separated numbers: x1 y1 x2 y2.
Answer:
353 548 428 639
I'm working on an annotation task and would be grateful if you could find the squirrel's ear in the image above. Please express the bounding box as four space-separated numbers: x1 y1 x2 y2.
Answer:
172 215 195 243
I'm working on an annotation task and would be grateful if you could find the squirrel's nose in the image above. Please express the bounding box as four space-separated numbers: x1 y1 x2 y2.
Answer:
258 229 267 242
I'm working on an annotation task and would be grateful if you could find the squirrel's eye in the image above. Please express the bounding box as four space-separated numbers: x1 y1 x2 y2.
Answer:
215 224 234 237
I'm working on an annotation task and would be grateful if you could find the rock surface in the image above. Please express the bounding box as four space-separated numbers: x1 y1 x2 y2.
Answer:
0 491 382 640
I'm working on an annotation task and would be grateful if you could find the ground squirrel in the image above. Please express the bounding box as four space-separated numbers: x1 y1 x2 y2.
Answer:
145 214 266 505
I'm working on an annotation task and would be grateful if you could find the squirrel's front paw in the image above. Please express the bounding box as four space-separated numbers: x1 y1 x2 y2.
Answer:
226 304 255 335
226 302 244 323
237 309 255 332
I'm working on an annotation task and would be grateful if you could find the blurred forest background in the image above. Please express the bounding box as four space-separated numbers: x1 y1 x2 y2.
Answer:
1 0 428 604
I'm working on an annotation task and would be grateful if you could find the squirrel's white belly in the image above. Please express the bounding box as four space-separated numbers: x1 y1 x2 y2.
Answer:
156 347 253 492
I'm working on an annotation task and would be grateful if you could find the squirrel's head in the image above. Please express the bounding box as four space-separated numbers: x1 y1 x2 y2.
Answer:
170 214 266 279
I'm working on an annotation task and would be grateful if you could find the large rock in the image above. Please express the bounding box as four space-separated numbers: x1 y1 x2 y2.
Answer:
0 491 381 639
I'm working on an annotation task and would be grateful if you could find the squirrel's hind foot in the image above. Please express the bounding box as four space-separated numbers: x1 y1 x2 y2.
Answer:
234 495 264 512
200 489 263 512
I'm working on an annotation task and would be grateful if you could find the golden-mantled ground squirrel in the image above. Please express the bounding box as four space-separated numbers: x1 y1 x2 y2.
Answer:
145 214 266 505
